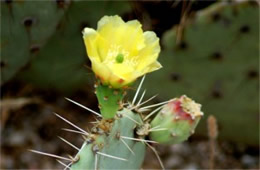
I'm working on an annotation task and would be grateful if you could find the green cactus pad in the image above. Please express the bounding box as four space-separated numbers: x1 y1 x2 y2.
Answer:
96 83 125 119
145 1 259 145
70 109 146 169
1 1 68 85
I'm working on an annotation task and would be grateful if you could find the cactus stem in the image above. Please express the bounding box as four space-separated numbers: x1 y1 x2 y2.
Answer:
144 105 164 121
120 138 135 155
139 100 170 112
96 84 124 119
29 149 73 161
65 97 102 118
54 113 89 136
146 143 165 170
137 90 146 106
132 75 146 106
121 113 142 125
96 152 128 161
121 136 158 144
58 136 80 151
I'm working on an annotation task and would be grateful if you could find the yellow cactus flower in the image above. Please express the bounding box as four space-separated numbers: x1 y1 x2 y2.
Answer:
83 15 162 88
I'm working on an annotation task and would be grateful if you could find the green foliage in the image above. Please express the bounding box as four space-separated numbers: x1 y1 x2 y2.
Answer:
70 109 146 169
1 1 68 85
145 1 259 145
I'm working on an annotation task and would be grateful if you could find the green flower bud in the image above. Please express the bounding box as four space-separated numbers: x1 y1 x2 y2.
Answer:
149 95 203 144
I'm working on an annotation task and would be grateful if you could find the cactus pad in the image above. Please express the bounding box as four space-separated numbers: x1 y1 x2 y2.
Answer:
70 109 146 169
145 1 259 145
1 1 68 85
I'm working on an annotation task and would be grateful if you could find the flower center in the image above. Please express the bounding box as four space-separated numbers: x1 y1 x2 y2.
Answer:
115 53 124 63
104 44 138 67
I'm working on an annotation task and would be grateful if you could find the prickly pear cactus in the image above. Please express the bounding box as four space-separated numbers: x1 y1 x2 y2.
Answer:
145 1 259 145
70 109 146 169
68 95 203 169
30 14 204 169
1 0 69 85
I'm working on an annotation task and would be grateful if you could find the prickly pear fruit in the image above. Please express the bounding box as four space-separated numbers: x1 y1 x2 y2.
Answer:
150 95 203 144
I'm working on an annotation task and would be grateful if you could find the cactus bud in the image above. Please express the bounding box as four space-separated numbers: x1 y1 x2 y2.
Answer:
149 95 203 144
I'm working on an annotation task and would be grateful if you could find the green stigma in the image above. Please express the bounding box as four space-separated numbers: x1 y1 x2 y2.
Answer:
115 53 124 63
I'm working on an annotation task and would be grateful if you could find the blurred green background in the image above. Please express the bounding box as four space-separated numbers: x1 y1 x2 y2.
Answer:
1 0 259 169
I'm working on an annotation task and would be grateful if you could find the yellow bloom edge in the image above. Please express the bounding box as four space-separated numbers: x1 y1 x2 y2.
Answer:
83 15 162 88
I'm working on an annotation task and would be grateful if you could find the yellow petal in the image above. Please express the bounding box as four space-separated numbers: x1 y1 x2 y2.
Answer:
91 58 111 84
91 58 131 88
136 31 160 71
83 28 100 62
142 61 162 74
109 63 134 79
97 16 125 46
124 20 145 52
83 28 109 62
97 16 144 53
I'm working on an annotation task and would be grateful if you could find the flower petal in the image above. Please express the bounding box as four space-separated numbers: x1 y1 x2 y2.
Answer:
142 61 162 74
91 58 111 84
136 31 161 71
109 63 135 79
124 20 145 52
97 15 125 45
83 28 109 62
83 28 100 62
97 16 144 53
